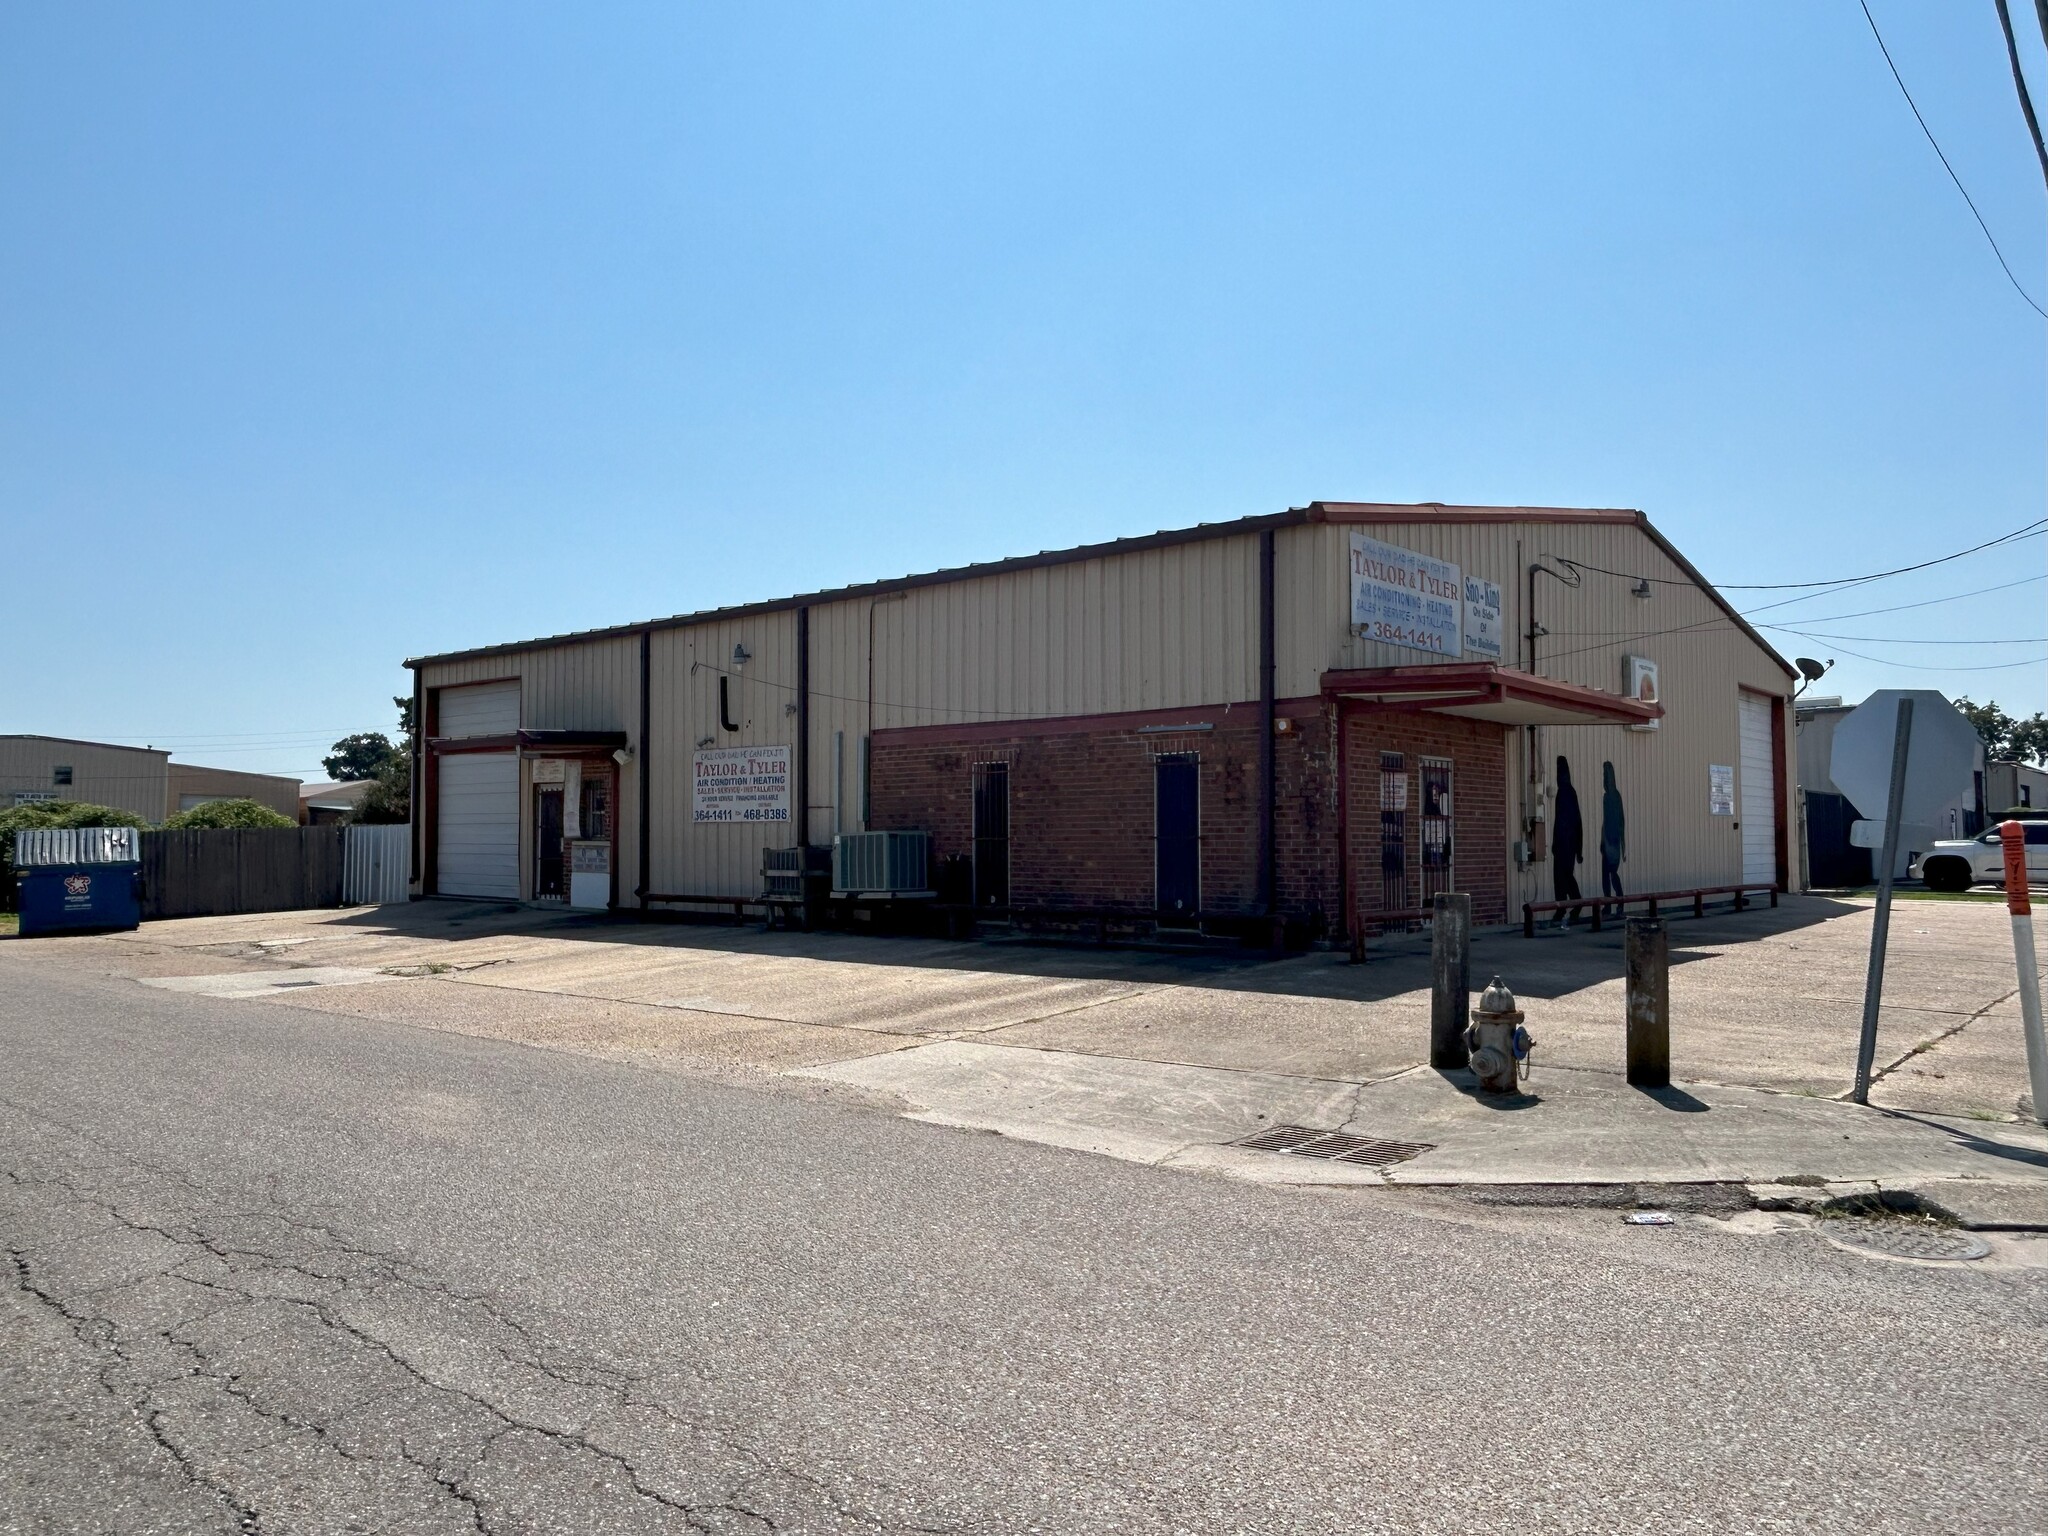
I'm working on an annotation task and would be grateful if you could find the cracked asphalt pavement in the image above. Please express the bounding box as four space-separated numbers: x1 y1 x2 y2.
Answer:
6 950 2048 1534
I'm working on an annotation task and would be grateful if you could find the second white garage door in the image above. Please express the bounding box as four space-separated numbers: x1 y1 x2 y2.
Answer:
437 752 518 899
1737 691 1778 886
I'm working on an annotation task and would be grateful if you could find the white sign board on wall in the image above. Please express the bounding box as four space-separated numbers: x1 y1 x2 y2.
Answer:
692 745 791 824
1349 532 1464 657
1709 764 1735 816
1462 576 1503 661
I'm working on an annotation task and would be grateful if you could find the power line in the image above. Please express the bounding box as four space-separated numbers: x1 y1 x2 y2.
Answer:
1859 0 2048 319
1816 641 2047 671
1764 629 2046 643
1548 519 2044 602
1723 519 2044 594
1994 0 2048 188
1743 571 2045 623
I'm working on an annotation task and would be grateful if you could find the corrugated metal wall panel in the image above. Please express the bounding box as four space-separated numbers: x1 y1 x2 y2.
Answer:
867 536 1260 730
646 611 802 898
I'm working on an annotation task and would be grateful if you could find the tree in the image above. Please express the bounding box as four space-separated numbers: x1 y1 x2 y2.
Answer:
322 732 397 784
1955 697 2048 766
345 694 418 824
350 750 411 824
164 798 296 830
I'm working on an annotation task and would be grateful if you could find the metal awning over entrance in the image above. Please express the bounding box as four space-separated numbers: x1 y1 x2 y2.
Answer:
426 729 629 755
1321 664 1662 727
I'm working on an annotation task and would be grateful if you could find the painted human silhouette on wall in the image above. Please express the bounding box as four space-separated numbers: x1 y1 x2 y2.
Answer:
1600 760 1626 914
1550 755 1583 927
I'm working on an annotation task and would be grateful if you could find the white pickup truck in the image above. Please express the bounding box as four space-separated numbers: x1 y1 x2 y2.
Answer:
1911 819 2048 892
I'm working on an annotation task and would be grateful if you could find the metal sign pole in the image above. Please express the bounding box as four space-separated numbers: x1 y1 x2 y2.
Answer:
1852 697 1914 1104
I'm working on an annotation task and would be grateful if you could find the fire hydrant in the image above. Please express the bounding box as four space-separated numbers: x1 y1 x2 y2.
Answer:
1466 975 1534 1094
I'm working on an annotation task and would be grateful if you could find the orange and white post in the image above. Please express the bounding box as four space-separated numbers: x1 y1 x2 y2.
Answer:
2001 821 2048 1127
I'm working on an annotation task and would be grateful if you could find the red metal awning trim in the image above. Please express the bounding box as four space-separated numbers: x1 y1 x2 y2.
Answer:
1320 664 1662 727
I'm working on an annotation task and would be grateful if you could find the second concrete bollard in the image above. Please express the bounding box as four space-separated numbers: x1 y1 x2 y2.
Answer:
1431 892 1472 1070
1625 916 1670 1088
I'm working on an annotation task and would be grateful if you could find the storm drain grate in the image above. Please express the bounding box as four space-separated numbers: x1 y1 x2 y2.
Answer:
1233 1124 1435 1167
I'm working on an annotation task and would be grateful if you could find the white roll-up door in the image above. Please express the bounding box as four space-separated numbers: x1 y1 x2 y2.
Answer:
1737 692 1777 885
437 752 518 899
439 680 520 738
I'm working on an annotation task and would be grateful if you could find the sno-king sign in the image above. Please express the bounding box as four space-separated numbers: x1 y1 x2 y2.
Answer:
692 744 791 824
1349 532 1463 656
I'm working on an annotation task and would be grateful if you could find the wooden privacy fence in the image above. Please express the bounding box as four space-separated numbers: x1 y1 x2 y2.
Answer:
140 826 347 920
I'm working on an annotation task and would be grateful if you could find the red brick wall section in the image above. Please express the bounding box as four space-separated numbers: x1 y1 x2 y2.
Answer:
1341 709 1508 927
868 704 1507 934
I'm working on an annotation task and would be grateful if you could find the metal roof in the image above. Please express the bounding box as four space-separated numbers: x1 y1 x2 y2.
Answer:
404 501 1792 678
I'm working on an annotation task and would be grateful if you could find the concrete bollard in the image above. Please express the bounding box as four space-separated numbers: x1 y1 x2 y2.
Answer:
1625 916 1670 1088
1431 893 1472 1070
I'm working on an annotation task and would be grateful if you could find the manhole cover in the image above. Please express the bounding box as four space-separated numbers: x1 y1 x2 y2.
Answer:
1233 1124 1434 1168
1824 1217 1989 1263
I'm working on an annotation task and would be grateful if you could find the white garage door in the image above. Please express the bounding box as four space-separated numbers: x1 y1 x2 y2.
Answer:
437 752 518 899
439 680 520 738
1737 692 1778 886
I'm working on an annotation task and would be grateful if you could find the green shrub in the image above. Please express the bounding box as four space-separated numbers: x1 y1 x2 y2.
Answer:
164 798 296 830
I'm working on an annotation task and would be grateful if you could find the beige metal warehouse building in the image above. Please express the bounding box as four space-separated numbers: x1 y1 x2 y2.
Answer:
1 735 171 822
405 502 1797 937
1 735 300 823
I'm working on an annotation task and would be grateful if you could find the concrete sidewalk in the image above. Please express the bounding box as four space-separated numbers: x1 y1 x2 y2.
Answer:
794 1041 2048 1226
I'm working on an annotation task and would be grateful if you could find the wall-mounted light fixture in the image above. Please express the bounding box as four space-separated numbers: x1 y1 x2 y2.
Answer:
1631 578 1653 600
731 643 751 668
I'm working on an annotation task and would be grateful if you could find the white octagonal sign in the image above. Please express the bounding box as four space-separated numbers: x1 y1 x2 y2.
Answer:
1829 690 1982 825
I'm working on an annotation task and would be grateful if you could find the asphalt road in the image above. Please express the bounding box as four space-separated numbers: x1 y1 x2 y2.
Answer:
5 950 2047 1535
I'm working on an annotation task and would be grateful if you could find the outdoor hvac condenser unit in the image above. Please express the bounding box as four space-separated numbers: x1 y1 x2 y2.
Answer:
832 830 933 898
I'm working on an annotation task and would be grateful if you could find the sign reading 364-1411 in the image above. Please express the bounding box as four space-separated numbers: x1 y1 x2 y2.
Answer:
1349 532 1464 656
692 745 791 823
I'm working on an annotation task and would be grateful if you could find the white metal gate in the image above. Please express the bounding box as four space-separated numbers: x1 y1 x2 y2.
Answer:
1737 692 1777 885
344 824 411 906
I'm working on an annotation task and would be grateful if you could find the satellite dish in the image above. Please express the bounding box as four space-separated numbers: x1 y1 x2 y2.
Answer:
1796 657 1830 683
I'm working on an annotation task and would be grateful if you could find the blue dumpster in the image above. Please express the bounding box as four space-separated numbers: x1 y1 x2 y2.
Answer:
11 826 144 937
17 862 142 936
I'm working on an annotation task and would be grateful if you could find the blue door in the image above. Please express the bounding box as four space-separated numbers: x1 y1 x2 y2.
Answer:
1155 754 1200 925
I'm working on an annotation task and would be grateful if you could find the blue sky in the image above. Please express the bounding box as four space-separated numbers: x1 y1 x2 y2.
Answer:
3 2 2043 779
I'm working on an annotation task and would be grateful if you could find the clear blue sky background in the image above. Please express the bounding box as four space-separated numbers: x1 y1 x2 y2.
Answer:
4 2 2043 779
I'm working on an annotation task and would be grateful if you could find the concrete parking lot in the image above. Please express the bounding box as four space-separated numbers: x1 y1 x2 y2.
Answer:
32 890 2041 1123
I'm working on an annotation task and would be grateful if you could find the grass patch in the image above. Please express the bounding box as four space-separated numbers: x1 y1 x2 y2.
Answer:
0 913 15 938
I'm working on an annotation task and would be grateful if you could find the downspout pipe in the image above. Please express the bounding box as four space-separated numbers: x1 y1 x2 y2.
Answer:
1257 528 1277 927
409 666 424 899
637 629 651 910
796 605 811 850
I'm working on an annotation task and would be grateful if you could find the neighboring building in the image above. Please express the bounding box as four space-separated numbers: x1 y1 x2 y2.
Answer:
167 764 301 821
1794 698 1868 888
0 735 170 822
0 734 300 824
404 502 1798 935
1988 759 2048 813
301 780 374 824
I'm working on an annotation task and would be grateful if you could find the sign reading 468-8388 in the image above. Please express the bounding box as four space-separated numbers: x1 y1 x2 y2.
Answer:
692 744 791 824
